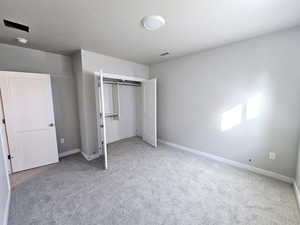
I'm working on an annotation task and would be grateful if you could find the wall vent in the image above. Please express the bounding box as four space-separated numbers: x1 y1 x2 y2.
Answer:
160 52 170 56
3 19 29 32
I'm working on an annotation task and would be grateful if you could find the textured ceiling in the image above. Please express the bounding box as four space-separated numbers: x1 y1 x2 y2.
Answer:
1 0 300 64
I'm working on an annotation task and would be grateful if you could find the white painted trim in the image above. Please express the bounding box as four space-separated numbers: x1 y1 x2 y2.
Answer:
58 148 80 158
3 188 10 225
293 180 300 210
95 71 146 82
158 139 293 184
81 151 101 161
99 72 108 169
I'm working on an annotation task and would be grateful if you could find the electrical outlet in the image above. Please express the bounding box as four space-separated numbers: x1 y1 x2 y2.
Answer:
269 152 276 160
60 138 65 144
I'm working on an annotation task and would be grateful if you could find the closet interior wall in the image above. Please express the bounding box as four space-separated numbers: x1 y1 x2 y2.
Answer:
103 79 143 144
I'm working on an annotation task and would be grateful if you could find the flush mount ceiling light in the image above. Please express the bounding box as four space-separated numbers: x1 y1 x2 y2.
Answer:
16 37 28 44
141 15 165 31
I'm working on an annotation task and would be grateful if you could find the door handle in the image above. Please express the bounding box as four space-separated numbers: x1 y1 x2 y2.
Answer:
49 123 54 127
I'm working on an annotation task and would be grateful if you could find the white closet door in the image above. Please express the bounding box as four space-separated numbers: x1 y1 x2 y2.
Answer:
96 73 108 169
0 72 59 172
142 79 157 147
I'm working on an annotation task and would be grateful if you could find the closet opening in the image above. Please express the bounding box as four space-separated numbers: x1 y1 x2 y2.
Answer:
95 72 157 170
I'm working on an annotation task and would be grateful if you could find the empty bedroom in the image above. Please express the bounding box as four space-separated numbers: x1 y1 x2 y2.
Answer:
1 0 300 225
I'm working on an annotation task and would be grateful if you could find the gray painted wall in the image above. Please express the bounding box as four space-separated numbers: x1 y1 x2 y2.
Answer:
0 130 9 225
104 84 141 144
76 49 149 156
0 43 80 153
150 27 300 177
72 52 86 154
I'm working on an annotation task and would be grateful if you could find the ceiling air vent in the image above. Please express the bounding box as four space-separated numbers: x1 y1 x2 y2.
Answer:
3 19 29 32
160 52 170 57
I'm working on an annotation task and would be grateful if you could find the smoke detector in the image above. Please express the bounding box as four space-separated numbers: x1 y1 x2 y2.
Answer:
141 15 166 31
16 37 28 44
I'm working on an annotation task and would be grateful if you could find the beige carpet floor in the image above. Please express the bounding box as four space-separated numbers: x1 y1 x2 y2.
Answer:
8 137 300 225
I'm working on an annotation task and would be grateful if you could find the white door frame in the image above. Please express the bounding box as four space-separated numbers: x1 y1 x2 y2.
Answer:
100 72 146 83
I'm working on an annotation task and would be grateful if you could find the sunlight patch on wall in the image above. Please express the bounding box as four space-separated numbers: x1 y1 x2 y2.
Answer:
221 105 242 131
246 94 262 120
221 93 263 132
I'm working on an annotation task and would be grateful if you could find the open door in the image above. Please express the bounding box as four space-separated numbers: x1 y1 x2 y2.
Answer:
0 91 11 174
0 72 58 172
95 72 108 169
142 79 157 147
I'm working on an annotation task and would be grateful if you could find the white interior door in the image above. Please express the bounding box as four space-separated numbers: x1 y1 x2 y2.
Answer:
0 92 11 174
0 72 59 172
142 79 157 147
95 73 108 169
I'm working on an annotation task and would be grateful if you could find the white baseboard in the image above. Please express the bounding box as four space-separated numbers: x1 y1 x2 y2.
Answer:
3 188 10 225
293 180 300 210
158 139 293 184
81 151 101 161
58 148 80 158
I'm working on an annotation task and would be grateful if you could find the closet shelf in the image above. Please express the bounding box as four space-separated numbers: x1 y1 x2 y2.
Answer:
100 112 119 118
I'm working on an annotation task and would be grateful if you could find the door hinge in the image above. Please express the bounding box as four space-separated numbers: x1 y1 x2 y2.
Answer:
8 154 11 160
2 118 5 124
100 125 104 128
101 141 104 145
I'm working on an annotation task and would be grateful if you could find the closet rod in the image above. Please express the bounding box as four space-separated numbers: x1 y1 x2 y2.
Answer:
103 81 140 87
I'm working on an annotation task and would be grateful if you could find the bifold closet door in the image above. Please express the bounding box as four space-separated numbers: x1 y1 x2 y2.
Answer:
142 79 157 147
0 72 59 172
95 73 108 170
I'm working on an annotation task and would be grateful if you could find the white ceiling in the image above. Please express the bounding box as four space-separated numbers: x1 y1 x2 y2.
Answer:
1 0 300 64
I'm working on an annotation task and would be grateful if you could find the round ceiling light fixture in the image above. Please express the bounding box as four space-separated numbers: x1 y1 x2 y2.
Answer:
16 37 28 44
141 15 166 31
